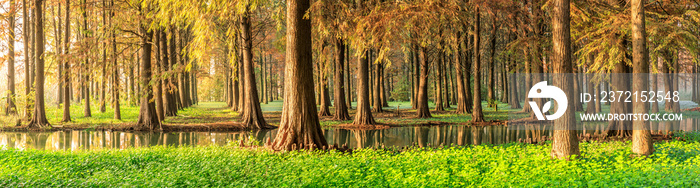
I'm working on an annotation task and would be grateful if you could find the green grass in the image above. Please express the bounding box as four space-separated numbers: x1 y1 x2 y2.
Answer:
1 138 699 187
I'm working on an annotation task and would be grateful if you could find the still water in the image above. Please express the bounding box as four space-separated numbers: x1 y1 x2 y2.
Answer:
1 119 699 150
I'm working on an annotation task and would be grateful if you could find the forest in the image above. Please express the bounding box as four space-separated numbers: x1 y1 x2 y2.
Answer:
0 0 700 186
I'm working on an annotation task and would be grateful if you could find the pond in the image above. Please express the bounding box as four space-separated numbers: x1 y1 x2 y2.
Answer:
2 119 699 150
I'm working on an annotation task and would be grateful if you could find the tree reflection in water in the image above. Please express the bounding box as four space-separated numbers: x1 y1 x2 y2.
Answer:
1 120 698 150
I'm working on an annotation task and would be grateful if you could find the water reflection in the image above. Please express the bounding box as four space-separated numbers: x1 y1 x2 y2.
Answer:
1 119 699 150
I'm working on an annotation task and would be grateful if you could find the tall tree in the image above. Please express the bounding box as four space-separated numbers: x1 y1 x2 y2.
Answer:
135 18 160 130
333 39 351 120
23 0 32 120
471 6 485 122
353 48 376 125
6 0 17 115
454 34 469 114
487 12 498 106
110 0 120 120
99 0 107 113
550 0 579 160
81 0 91 117
154 31 165 121
27 0 50 128
240 9 271 129
271 0 327 150
373 61 385 113
166 26 178 116
61 0 71 122
631 0 653 156
434 53 445 112
416 47 432 118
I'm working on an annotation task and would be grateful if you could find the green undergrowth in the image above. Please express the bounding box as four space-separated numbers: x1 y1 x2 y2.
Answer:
1 139 699 187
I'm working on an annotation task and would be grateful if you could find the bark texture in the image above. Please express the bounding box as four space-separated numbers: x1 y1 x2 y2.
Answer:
471 7 485 122
333 39 351 120
240 11 272 129
271 0 328 150
631 0 653 156
135 26 160 131
27 0 51 128
550 0 580 160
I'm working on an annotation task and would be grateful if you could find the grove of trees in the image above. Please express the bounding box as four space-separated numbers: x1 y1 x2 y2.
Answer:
2 0 697 157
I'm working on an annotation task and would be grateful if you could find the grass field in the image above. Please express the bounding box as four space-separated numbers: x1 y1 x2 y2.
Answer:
1 134 699 187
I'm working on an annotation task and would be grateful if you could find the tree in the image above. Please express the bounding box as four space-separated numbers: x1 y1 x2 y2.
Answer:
154 31 165 121
240 9 272 129
166 26 178 116
135 20 160 130
333 39 351 120
373 61 385 113
550 0 579 160
434 52 444 112
27 0 50 128
318 53 332 116
81 0 91 118
6 0 17 115
23 0 32 120
471 6 485 123
454 35 469 114
415 47 432 118
62 0 71 122
353 48 377 125
110 0 120 120
271 0 327 150
631 0 653 156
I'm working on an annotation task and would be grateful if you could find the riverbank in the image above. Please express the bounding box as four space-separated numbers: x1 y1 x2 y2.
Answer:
1 135 699 187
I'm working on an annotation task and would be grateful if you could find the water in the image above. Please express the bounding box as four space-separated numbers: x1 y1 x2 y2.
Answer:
1 119 698 150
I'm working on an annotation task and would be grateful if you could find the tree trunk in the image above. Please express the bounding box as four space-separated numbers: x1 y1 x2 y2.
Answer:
154 31 165 121
159 30 171 117
135 24 160 131
61 0 71 122
631 0 654 156
237 34 245 113
373 61 384 113
24 0 32 120
607 53 632 137
111 0 120 120
318 58 331 116
416 47 432 118
413 46 420 109
345 43 352 109
166 26 178 115
487 14 497 106
672 58 680 113
381 64 389 107
6 0 17 115
662 53 673 112
334 39 350 120
27 0 50 128
454 38 469 114
240 11 271 129
550 0 580 160
435 53 444 111
82 0 91 117
651 73 659 113
55 2 62 109
99 0 107 113
353 48 377 125
472 7 485 122
271 0 327 150
449 55 456 106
